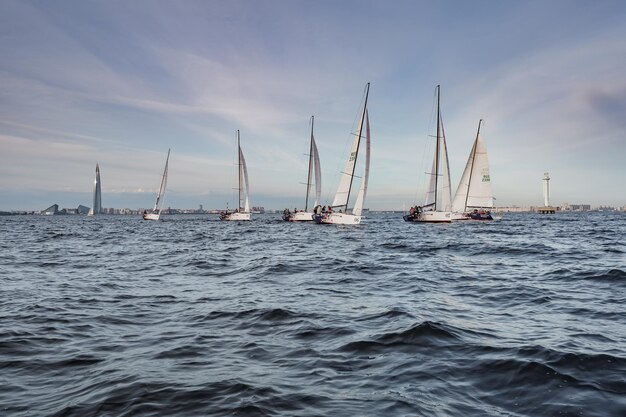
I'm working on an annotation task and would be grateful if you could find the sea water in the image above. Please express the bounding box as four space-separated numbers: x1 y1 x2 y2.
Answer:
1 212 624 416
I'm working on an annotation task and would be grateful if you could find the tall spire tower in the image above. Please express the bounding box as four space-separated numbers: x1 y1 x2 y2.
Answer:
88 163 102 216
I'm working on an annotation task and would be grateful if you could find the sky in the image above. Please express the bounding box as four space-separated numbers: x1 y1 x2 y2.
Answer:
1 0 625 211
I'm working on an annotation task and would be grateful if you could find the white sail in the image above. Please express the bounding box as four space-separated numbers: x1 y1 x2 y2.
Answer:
469 134 493 209
222 130 251 221
316 83 370 225
304 116 321 211
439 130 452 212
153 149 170 213
305 122 315 211
452 121 493 212
240 146 250 213
405 85 452 223
144 150 170 221
422 96 451 212
424 149 438 208
353 110 370 216
452 139 476 212
284 117 322 222
331 102 367 210
312 135 321 208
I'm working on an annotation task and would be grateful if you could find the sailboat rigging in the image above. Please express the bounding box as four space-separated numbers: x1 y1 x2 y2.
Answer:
451 119 494 220
404 85 452 223
283 116 322 222
314 82 370 225
143 149 170 221
220 130 251 221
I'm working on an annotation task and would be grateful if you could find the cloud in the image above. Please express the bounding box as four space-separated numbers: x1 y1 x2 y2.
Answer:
1 1 625 209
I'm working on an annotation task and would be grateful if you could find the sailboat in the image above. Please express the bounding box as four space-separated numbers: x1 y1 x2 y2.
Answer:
283 116 322 222
87 163 101 216
451 120 494 220
404 85 452 223
220 130 251 221
314 82 370 225
143 149 170 221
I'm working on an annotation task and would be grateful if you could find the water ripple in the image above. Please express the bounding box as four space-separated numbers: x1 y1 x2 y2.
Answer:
0 212 624 416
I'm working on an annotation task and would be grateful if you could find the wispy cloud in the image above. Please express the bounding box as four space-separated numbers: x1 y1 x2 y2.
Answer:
1 1 625 209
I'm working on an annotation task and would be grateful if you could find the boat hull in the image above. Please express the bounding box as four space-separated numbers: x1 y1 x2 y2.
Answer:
283 211 314 222
143 213 160 221
404 210 452 223
314 212 362 225
221 212 251 221
451 212 471 221
450 211 493 221
469 211 493 221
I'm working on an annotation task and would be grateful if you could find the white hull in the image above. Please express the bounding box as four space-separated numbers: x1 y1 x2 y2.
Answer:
317 212 362 225
288 211 314 222
143 213 160 221
222 212 251 221
416 210 452 223
451 212 471 221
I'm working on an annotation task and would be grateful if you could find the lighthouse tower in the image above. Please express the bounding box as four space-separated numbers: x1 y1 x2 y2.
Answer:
543 172 550 206
538 171 555 213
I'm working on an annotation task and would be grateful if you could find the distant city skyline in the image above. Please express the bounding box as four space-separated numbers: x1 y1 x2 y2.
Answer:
1 1 625 211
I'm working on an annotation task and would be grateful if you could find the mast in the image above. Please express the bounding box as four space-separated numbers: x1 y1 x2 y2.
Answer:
464 119 483 212
434 85 440 210
305 116 314 211
237 130 242 211
344 82 370 213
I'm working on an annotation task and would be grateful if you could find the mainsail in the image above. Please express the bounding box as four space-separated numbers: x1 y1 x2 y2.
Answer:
312 136 321 208
352 110 370 216
153 149 170 213
304 116 322 211
240 145 250 213
423 86 451 212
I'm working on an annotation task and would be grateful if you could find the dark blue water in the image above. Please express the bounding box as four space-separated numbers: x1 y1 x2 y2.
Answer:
1 212 625 416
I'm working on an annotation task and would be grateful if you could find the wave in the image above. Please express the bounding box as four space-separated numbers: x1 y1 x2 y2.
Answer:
582 268 626 282
2 212 625 416
339 321 463 353
194 307 307 323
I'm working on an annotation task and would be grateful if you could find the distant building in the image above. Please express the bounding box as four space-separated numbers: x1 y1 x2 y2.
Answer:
493 206 530 213
563 203 591 211
571 204 591 211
